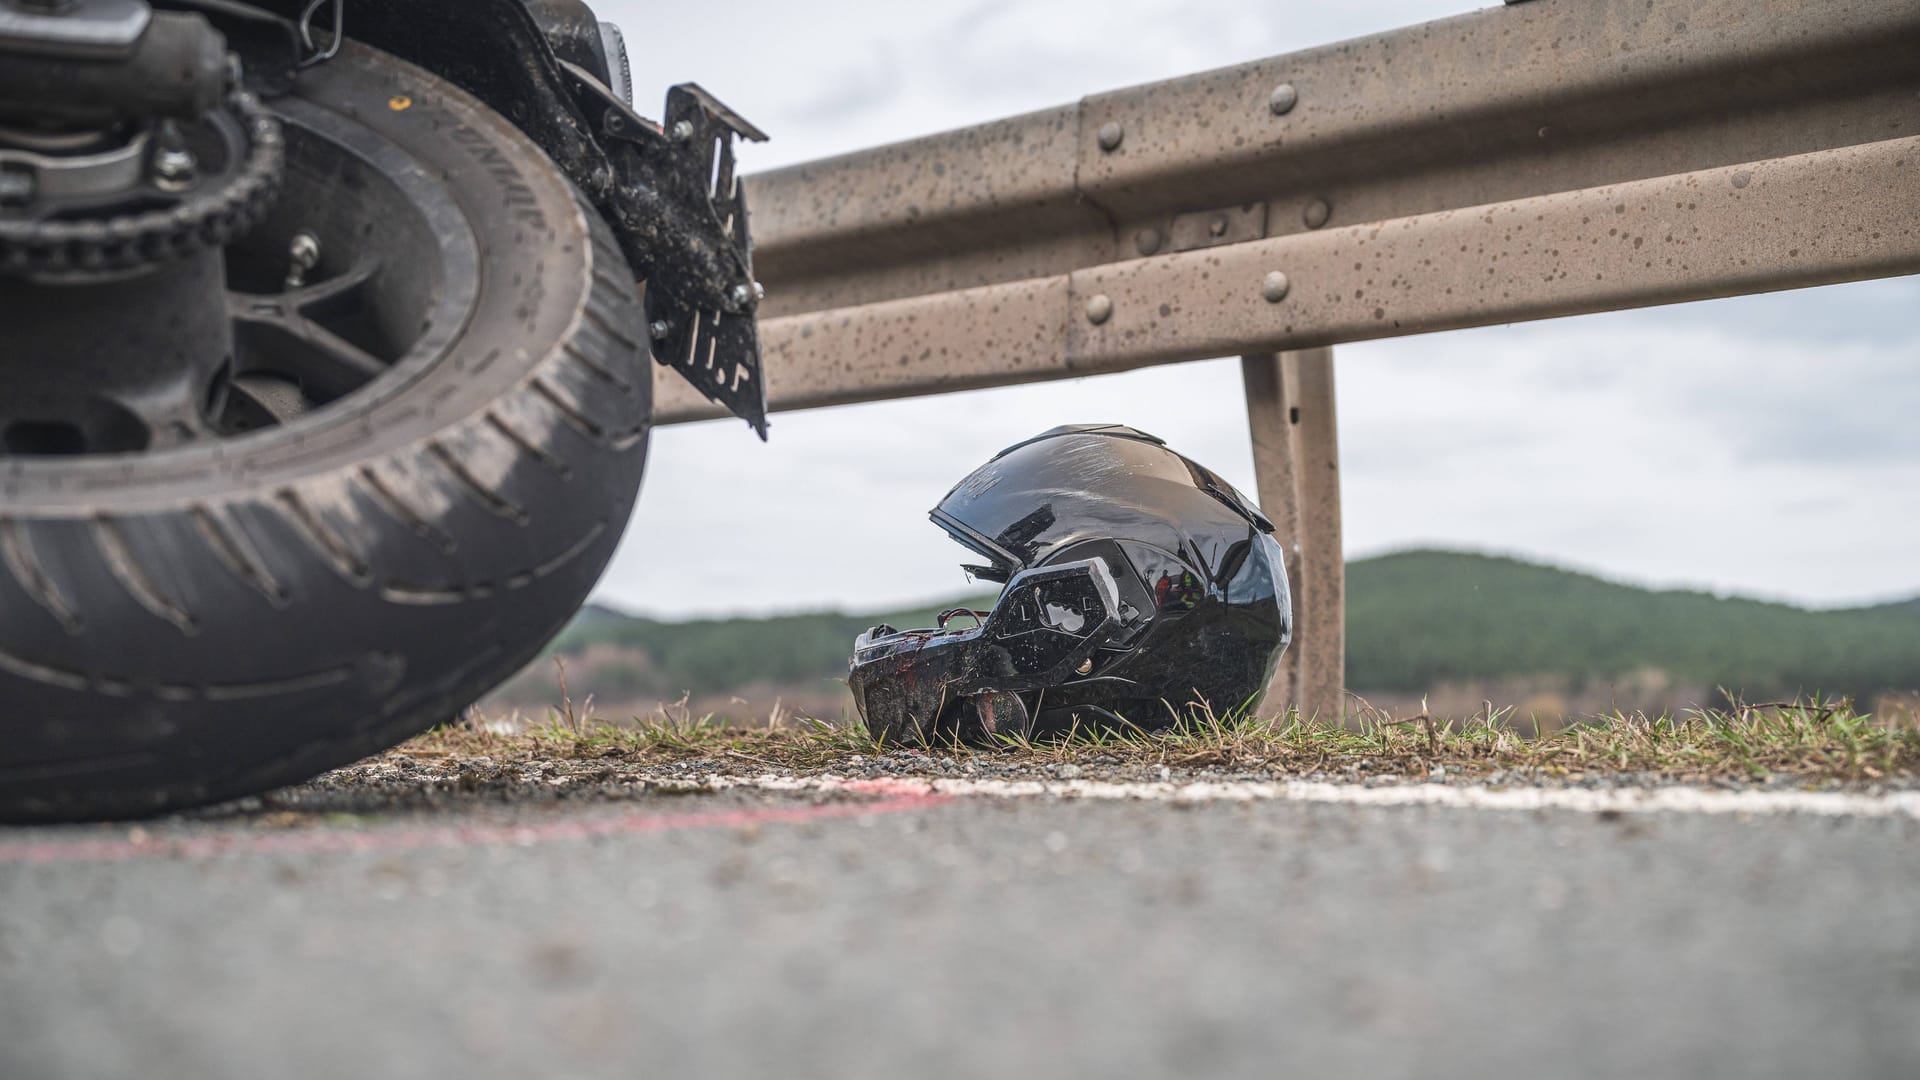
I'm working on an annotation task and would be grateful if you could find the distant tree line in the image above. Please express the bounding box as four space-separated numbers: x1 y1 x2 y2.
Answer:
1345 551 1920 704
508 551 1920 708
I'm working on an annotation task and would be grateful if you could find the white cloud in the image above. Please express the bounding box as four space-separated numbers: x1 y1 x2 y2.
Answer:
605 0 1491 168
1332 300 1920 606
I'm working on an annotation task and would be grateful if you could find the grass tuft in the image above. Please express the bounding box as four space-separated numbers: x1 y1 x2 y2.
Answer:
401 693 1920 785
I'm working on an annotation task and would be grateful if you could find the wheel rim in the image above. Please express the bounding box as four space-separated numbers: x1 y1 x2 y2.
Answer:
217 94 479 437
0 66 481 457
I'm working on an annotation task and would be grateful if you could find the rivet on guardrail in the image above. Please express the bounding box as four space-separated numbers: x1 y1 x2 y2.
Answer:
1135 228 1162 256
1303 197 1331 229
1085 294 1114 324
1262 271 1291 303
1097 122 1124 152
1269 83 1298 115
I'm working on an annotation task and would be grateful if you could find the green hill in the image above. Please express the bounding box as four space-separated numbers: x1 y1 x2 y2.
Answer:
1347 550 1920 700
505 550 1920 709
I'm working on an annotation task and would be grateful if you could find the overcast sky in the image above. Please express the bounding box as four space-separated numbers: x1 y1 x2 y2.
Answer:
587 0 1920 618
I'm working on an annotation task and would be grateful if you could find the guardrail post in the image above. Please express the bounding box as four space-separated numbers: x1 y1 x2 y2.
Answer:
1241 348 1344 722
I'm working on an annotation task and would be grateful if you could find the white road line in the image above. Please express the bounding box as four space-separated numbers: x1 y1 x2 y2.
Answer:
707 774 1920 820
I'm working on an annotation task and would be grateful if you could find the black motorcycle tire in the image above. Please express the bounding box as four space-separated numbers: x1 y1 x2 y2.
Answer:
0 44 650 821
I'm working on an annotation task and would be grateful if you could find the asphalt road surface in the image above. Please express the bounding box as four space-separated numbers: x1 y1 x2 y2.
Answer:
3 775 1917 1080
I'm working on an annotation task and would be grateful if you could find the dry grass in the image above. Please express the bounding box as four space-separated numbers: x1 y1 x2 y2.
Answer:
405 693 1920 785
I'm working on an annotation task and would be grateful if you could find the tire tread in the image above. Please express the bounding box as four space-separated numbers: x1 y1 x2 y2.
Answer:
0 138 650 819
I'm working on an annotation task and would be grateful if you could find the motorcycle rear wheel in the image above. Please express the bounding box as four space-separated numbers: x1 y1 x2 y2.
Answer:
0 42 650 821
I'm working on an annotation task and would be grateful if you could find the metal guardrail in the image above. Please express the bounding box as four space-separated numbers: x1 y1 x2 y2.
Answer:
651 0 1920 718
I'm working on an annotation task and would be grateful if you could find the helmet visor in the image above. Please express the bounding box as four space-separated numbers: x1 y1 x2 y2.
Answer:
931 424 1271 576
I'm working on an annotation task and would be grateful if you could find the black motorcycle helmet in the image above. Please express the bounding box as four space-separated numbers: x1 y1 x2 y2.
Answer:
848 424 1292 744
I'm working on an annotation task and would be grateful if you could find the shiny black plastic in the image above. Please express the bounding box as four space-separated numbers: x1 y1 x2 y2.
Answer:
849 424 1292 744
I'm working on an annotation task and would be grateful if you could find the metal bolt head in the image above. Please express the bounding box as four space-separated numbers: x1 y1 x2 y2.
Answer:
649 319 672 341
1262 271 1291 303
669 119 695 142
1085 293 1114 325
1134 228 1162 256
729 283 755 308
1269 83 1298 115
1096 121 1124 152
285 231 321 287
1302 197 1331 230
1074 658 1094 676
752 280 766 301
152 147 196 189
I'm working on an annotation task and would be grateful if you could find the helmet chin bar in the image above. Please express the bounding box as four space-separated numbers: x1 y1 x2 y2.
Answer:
848 557 1135 743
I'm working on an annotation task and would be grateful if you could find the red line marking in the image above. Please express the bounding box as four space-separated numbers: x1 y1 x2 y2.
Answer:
0 783 951 866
